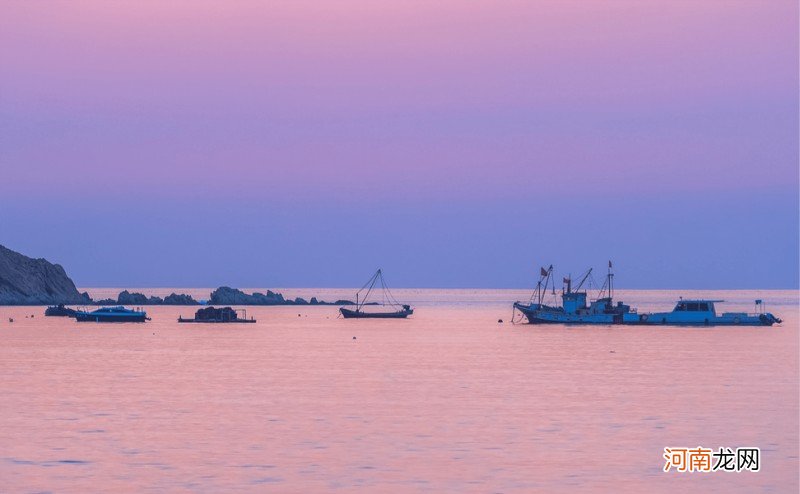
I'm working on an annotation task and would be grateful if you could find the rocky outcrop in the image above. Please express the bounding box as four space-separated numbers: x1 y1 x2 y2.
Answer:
208 286 354 306
209 286 286 305
117 290 161 305
163 293 199 305
112 290 199 305
0 244 91 305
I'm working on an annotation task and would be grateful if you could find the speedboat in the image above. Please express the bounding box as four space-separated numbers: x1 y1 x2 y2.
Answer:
640 299 781 326
74 306 149 323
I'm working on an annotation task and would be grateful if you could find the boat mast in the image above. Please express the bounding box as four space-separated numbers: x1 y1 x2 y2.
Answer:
538 265 553 305
573 268 593 292
607 261 614 299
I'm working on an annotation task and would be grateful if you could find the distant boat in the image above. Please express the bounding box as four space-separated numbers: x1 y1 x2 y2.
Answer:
513 263 640 325
74 306 149 323
45 304 77 317
178 306 256 323
640 299 782 326
339 269 413 319
513 263 781 326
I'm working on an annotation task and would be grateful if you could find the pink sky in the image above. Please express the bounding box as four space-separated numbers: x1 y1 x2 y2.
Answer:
1 1 796 201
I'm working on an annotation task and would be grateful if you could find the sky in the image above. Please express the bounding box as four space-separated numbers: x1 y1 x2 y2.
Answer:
0 1 798 289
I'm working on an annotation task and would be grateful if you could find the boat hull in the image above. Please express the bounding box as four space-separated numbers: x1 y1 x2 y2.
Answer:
514 303 634 325
178 317 256 323
339 308 412 319
514 303 778 327
638 312 778 326
75 313 147 323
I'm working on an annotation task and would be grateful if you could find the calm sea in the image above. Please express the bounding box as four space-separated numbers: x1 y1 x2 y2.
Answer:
1 289 797 493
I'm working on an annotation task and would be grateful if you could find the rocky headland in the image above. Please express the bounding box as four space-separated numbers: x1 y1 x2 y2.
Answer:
0 244 92 305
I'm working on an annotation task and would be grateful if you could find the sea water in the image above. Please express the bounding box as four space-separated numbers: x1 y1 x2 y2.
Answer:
0 289 797 492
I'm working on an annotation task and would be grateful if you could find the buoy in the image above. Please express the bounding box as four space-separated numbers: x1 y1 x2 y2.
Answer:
353 336 356 340
298 314 301 317
497 319 503 323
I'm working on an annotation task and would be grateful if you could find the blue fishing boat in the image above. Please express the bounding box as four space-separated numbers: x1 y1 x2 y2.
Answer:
513 263 639 325
513 263 781 327
74 306 149 323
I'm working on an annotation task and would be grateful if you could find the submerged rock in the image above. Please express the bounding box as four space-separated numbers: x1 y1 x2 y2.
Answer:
0 244 91 305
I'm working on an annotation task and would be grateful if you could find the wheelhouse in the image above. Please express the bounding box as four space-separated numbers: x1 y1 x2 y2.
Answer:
672 300 721 314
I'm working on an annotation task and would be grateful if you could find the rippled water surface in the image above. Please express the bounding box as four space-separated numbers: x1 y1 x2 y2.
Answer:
1 289 797 492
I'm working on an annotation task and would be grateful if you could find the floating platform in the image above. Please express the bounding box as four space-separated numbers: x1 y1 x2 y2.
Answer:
45 304 78 317
178 306 256 323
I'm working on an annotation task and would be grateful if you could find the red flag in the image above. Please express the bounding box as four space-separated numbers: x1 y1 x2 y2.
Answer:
540 267 548 277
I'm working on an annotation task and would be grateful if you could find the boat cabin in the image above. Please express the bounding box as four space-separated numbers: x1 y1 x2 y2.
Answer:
562 292 587 314
672 300 720 314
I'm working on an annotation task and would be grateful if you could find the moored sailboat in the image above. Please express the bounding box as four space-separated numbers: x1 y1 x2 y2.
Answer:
339 269 413 319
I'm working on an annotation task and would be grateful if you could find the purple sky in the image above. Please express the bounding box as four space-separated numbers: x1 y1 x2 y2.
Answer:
1 1 797 288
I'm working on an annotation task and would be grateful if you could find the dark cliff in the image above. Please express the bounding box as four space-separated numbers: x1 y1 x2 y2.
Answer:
0 244 90 305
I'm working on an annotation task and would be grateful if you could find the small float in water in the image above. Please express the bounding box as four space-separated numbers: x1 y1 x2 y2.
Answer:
45 304 77 317
74 306 149 323
178 306 256 323
339 269 413 319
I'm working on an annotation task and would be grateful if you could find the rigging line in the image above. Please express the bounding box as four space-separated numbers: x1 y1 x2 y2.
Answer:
379 271 403 308
358 270 380 310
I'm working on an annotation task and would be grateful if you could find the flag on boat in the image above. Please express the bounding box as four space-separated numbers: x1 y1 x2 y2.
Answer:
608 260 613 268
563 277 570 284
540 267 548 277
